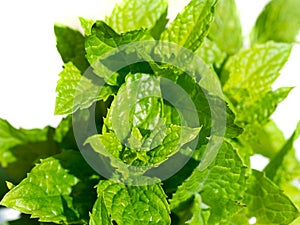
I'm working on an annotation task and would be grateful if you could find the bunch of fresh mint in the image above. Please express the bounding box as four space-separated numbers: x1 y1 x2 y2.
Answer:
1 0 300 224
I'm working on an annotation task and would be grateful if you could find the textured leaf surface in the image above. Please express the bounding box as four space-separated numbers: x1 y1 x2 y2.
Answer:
106 0 168 33
264 122 300 209
85 21 146 84
55 62 114 115
54 25 89 72
170 141 247 224
208 0 243 54
231 170 299 225
251 0 300 44
91 179 170 225
0 151 98 224
161 0 217 52
238 120 286 158
223 42 292 124
86 124 199 174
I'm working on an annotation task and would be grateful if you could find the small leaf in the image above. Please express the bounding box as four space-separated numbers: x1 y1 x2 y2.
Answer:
161 0 217 52
251 0 300 44
54 24 89 72
208 0 243 54
106 0 168 33
79 17 94 36
55 62 114 115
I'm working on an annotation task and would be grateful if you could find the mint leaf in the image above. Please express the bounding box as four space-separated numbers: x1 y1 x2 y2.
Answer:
89 197 112 225
54 25 89 72
238 120 286 158
170 141 247 224
251 0 300 44
86 125 200 174
232 170 299 225
208 0 243 54
187 194 210 225
263 122 300 209
85 21 146 84
236 87 293 124
54 62 115 115
0 119 60 182
264 121 300 180
79 17 94 36
161 0 217 52
108 73 162 138
222 42 292 125
106 0 168 33
91 179 170 225
0 151 98 224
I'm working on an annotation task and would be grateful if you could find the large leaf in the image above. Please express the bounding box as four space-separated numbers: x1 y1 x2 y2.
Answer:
208 0 243 54
90 179 170 225
161 0 217 52
251 0 300 44
0 151 98 224
231 170 299 225
222 42 292 125
54 25 89 72
170 141 247 224
106 0 168 33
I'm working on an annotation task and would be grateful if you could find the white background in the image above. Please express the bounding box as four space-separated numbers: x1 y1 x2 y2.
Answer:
0 0 299 167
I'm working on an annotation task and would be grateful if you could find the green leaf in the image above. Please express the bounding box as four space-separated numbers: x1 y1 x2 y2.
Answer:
54 24 89 72
187 194 210 225
0 151 98 224
86 124 200 175
238 120 286 158
89 196 112 225
155 66 243 142
149 8 169 40
108 73 162 138
161 0 217 52
208 0 243 54
55 62 115 115
236 87 293 124
232 170 299 225
251 0 300 44
265 121 300 180
85 21 146 84
194 38 226 67
92 179 170 225
170 141 247 224
79 17 94 36
106 0 168 33
0 119 60 182
263 121 300 209
222 42 292 124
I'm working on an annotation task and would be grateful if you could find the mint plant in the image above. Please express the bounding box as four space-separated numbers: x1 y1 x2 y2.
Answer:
1 0 300 224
